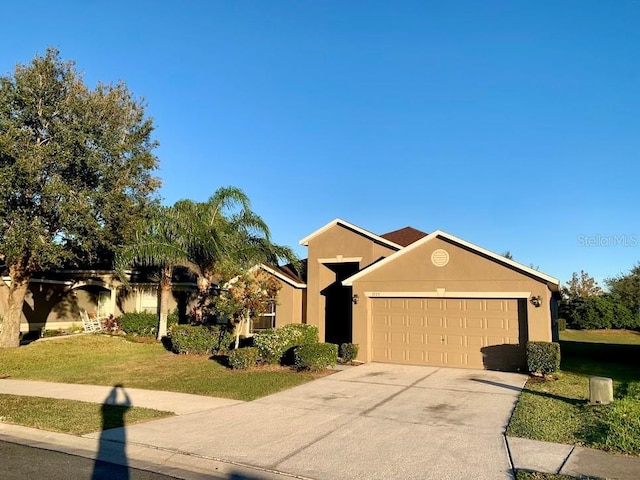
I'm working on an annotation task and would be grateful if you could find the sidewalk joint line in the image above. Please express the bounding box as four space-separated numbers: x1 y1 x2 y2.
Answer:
556 445 575 474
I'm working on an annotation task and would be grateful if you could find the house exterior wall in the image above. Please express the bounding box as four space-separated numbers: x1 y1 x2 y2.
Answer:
350 237 554 362
1 275 187 333
273 278 305 327
305 224 397 341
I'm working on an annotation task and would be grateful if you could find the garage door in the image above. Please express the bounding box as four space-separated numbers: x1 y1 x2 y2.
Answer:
371 297 524 370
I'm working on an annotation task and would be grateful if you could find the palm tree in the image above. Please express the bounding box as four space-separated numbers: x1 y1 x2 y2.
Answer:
117 205 193 339
118 186 298 337
176 187 298 316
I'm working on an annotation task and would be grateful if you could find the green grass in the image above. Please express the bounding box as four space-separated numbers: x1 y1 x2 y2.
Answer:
560 329 640 345
0 394 173 435
0 335 323 401
508 329 640 455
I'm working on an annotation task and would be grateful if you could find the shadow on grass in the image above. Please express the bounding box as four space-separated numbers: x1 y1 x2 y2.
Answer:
209 354 230 367
560 341 640 383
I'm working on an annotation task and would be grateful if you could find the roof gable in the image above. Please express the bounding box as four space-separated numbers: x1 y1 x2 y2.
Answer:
343 230 559 287
299 218 403 250
256 264 307 288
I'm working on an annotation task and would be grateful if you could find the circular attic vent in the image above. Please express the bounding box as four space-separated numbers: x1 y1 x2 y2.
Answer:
431 249 450 267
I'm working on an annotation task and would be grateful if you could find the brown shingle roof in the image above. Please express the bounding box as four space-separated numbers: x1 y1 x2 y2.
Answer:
379 226 428 247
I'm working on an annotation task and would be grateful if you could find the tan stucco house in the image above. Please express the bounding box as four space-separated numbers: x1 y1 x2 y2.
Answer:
260 218 560 371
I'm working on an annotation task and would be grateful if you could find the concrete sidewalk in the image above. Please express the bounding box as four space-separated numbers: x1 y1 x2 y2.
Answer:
507 436 640 480
0 379 242 415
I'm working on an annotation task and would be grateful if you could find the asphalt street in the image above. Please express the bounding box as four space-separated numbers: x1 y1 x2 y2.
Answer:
1 440 180 480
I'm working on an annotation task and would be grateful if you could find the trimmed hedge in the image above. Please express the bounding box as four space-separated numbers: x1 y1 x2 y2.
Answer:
119 311 178 336
339 343 359 363
253 324 319 364
294 343 338 371
228 347 259 369
526 341 561 375
557 318 567 331
169 324 234 355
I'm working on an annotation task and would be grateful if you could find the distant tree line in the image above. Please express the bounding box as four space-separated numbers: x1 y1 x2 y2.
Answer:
560 268 640 330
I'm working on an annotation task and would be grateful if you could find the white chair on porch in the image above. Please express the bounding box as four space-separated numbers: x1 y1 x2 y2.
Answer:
80 310 102 333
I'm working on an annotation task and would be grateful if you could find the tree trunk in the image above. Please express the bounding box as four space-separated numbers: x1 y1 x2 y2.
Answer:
156 266 172 340
234 310 250 350
0 267 30 348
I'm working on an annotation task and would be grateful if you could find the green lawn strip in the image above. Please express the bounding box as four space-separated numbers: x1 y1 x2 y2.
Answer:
560 329 640 345
0 335 321 401
0 394 173 435
508 330 640 456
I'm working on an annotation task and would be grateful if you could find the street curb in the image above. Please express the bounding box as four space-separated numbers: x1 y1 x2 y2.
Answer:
0 424 310 480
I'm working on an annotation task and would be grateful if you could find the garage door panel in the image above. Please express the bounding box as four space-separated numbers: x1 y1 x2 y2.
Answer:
426 316 443 327
446 316 464 328
466 317 484 329
371 297 525 370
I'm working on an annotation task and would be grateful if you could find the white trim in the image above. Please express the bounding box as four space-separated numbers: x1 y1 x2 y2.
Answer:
299 218 403 250
317 256 363 264
343 229 559 286
256 264 306 288
1 276 74 286
364 291 532 299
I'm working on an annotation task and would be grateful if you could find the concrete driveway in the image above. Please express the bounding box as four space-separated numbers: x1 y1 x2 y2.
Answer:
98 363 527 479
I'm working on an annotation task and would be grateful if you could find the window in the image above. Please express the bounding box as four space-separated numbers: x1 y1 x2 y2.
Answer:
252 302 276 332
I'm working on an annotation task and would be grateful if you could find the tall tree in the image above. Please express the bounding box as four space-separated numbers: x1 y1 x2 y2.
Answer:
117 205 192 339
0 49 159 347
562 270 603 300
175 187 297 311
606 263 640 319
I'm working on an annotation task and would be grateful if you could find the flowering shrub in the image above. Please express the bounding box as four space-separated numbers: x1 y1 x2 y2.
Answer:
212 270 281 348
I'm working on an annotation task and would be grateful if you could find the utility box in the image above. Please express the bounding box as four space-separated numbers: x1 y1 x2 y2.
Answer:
589 376 613 405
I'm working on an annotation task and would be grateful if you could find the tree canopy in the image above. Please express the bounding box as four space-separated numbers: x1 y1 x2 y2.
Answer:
606 263 640 318
0 48 160 347
561 270 603 300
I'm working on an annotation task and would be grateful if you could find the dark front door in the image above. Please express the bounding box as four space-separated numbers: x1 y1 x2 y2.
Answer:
322 262 360 345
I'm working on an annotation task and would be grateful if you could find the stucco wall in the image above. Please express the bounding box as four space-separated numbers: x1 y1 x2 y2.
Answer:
305 224 397 341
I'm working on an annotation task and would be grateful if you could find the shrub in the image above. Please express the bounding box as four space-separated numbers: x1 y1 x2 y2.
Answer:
119 311 179 336
228 347 259 369
557 318 567 331
169 324 235 355
294 343 338 371
119 312 157 336
253 323 319 364
101 315 122 333
526 341 561 375
339 343 359 363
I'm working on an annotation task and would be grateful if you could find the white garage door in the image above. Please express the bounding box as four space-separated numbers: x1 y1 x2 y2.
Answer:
371 297 524 369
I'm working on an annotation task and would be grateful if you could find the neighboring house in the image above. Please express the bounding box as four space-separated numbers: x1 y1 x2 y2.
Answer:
258 218 560 371
1 269 196 333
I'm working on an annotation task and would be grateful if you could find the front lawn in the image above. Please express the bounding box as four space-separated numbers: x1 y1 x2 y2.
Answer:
0 335 323 401
507 329 640 455
0 394 173 434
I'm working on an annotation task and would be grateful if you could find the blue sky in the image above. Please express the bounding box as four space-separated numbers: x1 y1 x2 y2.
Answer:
3 1 639 286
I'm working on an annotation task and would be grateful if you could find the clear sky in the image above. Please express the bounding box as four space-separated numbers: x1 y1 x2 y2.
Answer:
3 1 639 286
